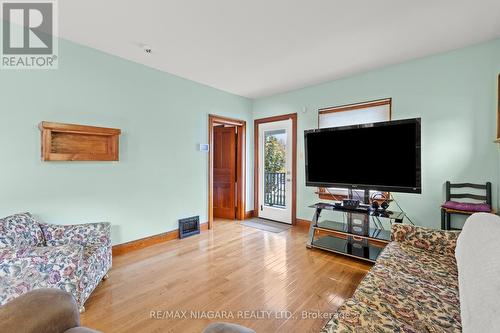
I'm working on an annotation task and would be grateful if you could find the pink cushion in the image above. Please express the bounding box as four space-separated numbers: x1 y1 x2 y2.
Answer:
442 201 491 212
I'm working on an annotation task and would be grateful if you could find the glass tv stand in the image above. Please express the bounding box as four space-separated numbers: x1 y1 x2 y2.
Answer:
306 202 405 263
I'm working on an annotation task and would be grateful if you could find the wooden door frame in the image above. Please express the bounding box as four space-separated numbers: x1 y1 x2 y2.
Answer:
254 113 297 225
208 114 246 229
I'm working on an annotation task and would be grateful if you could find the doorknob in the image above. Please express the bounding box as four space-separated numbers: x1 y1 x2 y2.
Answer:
286 178 291 182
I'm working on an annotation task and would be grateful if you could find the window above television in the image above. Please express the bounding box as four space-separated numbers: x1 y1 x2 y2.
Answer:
318 98 391 128
317 98 392 199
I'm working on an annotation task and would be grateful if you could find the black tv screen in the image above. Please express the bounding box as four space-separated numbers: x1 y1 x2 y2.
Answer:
304 118 421 193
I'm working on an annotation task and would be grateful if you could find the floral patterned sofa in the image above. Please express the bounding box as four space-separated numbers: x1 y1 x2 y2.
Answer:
0 212 112 312
321 223 461 333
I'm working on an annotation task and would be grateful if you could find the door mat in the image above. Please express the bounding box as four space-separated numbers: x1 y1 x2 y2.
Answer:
241 218 292 233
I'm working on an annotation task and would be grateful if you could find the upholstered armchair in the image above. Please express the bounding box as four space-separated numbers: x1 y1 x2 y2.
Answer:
0 288 101 333
0 213 112 313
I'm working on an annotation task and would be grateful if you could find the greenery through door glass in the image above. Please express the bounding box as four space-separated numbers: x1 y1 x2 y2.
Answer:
264 132 286 207
265 135 286 173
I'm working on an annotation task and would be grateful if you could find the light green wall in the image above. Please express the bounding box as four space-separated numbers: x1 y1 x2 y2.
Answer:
0 39 253 244
253 39 500 229
1 36 498 243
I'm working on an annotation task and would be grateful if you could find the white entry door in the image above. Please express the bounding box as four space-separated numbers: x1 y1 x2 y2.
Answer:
258 119 293 224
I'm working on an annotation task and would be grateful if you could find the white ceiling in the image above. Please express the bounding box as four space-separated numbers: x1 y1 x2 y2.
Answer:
59 0 500 98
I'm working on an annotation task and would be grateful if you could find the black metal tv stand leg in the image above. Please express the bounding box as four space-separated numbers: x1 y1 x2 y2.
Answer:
306 207 322 248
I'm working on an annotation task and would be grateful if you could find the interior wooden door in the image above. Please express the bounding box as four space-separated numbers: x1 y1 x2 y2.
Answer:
213 126 237 219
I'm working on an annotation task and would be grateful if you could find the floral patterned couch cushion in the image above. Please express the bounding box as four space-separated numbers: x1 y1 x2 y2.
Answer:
322 298 419 333
391 224 459 257
353 255 461 332
0 243 84 306
321 224 461 333
0 213 44 248
40 222 112 248
377 242 459 290
0 213 112 310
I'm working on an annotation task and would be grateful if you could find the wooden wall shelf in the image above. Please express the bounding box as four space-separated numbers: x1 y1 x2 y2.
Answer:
39 121 121 161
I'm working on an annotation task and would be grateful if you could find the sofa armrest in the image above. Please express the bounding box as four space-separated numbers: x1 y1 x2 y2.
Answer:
203 323 256 333
391 224 459 256
40 222 111 247
0 289 80 333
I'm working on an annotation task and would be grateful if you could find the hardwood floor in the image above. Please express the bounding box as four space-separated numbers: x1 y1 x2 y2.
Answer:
81 220 371 333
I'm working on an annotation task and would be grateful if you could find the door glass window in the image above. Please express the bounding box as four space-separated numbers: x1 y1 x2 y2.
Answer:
264 129 287 207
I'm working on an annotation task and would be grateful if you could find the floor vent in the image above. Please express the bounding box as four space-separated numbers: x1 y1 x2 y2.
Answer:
179 216 200 239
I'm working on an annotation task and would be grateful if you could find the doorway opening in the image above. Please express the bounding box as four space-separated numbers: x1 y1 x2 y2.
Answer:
208 115 246 229
254 114 297 225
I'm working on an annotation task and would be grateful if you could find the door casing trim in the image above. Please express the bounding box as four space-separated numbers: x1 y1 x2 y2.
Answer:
254 113 297 225
208 114 246 229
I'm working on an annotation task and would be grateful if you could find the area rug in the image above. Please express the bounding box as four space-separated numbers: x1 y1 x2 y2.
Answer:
241 218 292 233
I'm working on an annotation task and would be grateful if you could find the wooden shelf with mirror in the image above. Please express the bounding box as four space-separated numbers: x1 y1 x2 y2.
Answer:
39 121 121 161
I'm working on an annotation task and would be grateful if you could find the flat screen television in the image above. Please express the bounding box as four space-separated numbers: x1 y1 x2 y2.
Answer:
304 118 421 193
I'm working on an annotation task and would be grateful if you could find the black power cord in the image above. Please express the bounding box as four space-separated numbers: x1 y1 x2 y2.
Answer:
390 193 415 225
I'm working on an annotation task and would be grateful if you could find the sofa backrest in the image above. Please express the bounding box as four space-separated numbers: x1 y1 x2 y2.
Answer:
455 213 500 333
0 213 45 248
